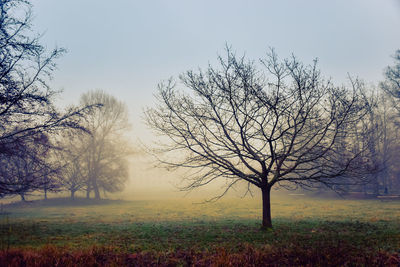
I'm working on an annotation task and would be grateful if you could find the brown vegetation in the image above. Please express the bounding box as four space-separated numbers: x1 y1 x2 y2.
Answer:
1 244 398 267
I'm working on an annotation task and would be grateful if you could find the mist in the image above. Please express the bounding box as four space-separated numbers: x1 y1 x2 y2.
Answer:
0 0 399 265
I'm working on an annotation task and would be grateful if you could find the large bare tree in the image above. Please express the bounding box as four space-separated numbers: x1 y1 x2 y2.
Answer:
146 48 370 228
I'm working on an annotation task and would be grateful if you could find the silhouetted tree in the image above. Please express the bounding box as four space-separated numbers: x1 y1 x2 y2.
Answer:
0 0 94 196
0 133 57 198
146 48 371 228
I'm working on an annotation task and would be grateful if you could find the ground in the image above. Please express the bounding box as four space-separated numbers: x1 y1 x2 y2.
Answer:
0 194 399 266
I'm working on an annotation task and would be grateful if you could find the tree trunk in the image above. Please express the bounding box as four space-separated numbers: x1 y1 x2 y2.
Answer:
92 178 101 199
261 186 272 229
44 188 47 200
20 194 25 201
373 174 379 196
86 187 91 199
71 190 75 199
94 185 100 200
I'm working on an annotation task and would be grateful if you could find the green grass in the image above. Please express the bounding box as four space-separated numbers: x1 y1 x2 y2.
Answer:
0 195 399 254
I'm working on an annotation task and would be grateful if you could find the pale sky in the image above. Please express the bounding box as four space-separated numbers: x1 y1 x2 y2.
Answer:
29 0 400 140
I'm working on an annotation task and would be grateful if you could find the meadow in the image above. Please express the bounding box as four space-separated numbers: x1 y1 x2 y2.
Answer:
0 194 399 266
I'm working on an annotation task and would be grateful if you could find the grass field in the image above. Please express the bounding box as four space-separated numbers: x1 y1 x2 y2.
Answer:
0 194 399 266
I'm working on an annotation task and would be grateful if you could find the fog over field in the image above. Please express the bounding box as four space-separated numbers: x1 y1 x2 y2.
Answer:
1 0 400 265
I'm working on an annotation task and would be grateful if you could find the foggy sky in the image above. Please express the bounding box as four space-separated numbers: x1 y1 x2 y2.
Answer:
29 0 400 142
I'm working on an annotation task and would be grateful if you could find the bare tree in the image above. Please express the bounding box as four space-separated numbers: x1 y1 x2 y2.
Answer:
378 49 400 193
0 132 57 199
145 48 370 228
78 90 131 200
57 143 86 199
347 57 400 196
0 0 94 196
63 159 85 199
350 89 392 196
381 50 400 113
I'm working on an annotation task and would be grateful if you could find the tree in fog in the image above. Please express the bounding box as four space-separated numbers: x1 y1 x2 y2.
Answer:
0 133 58 199
62 158 86 199
377 97 400 194
379 49 400 192
381 50 400 112
57 137 86 199
348 50 400 196
77 90 131 200
145 48 371 228
0 0 93 196
349 90 393 195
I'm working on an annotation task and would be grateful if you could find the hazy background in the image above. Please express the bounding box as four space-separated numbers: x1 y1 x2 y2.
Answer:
28 0 400 199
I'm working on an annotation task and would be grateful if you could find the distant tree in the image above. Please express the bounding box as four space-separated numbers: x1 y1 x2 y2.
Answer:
38 148 62 200
0 0 94 197
56 131 87 199
145 48 371 228
386 140 400 192
78 90 131 200
350 89 392 196
381 50 400 112
379 49 400 193
40 174 58 200
59 155 86 200
65 160 85 199
0 133 57 199
346 50 400 196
